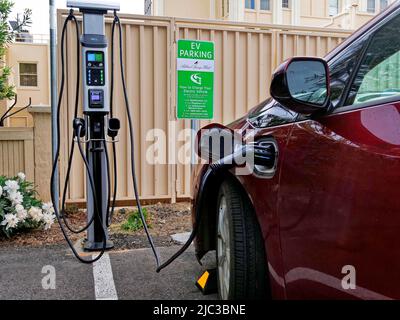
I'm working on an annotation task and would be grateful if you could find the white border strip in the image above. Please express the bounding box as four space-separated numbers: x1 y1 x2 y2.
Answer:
92 253 118 300
177 58 215 72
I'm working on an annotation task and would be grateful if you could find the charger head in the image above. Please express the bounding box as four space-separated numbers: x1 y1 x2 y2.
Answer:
67 0 120 13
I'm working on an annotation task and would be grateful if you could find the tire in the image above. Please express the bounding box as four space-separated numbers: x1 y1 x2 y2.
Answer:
216 177 269 300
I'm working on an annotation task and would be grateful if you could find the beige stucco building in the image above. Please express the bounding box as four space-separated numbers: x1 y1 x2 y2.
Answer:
148 0 396 29
1 0 393 128
0 42 49 127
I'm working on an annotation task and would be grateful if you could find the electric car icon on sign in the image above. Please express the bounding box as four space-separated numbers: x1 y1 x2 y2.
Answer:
192 2 400 300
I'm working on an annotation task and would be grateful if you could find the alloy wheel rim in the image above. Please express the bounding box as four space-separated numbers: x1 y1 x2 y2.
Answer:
217 196 230 300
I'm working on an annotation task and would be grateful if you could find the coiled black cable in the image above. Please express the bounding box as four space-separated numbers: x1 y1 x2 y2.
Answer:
105 13 119 227
50 10 107 264
112 15 161 267
111 13 207 273
59 14 96 234
104 139 112 227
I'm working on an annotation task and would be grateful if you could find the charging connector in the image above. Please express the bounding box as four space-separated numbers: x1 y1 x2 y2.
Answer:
73 118 86 138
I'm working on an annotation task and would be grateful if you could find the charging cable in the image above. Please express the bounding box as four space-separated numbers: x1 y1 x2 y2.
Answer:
111 13 217 273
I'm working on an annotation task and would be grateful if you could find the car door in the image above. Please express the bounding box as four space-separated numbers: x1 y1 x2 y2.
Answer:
278 11 400 299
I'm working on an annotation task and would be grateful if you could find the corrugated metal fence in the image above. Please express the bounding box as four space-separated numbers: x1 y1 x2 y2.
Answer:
58 11 351 205
0 128 34 181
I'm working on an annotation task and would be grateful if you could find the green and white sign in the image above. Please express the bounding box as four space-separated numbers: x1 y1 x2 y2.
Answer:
177 40 215 119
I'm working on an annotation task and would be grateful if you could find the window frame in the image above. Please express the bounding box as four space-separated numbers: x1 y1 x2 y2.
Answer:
328 0 340 16
222 0 230 17
18 62 39 89
282 0 290 9
330 10 400 114
380 0 389 11
245 0 256 10
367 0 376 13
260 0 271 11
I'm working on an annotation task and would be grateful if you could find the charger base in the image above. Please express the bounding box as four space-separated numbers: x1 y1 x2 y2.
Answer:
83 239 114 252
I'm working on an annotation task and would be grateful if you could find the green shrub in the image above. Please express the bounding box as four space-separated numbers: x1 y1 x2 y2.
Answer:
121 208 150 232
0 173 56 238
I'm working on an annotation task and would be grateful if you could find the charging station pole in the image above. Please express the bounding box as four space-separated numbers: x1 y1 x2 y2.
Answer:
67 1 120 251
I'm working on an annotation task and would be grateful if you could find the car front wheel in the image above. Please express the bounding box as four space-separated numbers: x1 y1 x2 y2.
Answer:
216 178 269 300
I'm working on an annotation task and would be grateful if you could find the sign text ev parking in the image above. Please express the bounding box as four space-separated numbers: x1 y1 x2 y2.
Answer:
177 40 215 119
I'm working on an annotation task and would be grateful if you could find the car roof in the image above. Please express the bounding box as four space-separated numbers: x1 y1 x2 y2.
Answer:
325 1 400 62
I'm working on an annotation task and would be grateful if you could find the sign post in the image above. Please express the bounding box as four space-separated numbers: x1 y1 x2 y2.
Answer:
177 40 215 168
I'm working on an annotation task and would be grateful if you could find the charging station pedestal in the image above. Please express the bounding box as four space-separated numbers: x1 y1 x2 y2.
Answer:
67 0 120 251
55 0 201 270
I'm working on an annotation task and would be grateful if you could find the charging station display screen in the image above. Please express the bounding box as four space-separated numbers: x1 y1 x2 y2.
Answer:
91 91 101 102
86 51 105 86
88 52 104 63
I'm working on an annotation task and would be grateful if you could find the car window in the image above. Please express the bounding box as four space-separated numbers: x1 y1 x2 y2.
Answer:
328 36 369 107
346 14 400 107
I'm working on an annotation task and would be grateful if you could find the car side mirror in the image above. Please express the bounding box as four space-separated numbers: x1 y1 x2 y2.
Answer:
270 57 330 115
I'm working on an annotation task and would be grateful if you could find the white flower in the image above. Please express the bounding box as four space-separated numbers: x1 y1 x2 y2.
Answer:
15 204 28 221
0 185 2 196
42 213 56 230
28 207 43 223
4 180 19 194
1 214 19 230
42 202 55 214
8 191 23 206
17 172 26 182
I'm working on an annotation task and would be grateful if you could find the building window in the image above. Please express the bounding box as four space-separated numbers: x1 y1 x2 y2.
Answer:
282 0 290 9
380 0 389 11
245 0 255 9
144 0 152 15
329 0 339 16
260 0 270 10
367 0 376 13
222 0 229 17
19 63 38 87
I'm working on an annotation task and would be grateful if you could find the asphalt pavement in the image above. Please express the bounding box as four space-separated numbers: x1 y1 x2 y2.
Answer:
0 245 218 300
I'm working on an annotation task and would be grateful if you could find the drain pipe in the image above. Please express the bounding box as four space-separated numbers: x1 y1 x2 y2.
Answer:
49 0 59 213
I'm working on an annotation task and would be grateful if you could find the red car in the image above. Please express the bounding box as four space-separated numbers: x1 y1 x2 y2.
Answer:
192 2 400 300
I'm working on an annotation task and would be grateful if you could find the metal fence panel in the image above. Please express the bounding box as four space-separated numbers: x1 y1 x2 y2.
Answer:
57 12 351 204
0 128 34 181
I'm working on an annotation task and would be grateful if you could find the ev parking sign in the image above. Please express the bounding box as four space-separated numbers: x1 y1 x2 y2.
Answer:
177 40 215 119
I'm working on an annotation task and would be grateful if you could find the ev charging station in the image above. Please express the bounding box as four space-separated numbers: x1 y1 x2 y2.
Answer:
51 0 127 264
51 0 199 270
49 0 247 297
69 0 119 251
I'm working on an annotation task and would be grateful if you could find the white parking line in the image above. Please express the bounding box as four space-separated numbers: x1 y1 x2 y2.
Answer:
92 253 118 300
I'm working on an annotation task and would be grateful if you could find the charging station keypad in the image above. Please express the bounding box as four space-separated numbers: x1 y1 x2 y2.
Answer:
86 51 105 86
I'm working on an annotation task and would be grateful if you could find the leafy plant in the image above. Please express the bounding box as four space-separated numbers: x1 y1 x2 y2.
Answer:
13 8 32 34
0 173 56 238
64 204 80 216
121 208 151 232
0 1 32 100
